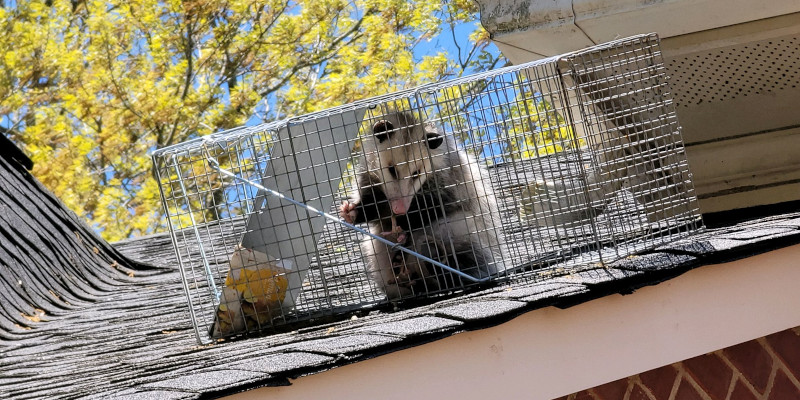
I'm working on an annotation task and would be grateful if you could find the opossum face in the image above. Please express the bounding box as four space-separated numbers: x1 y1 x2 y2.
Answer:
367 113 444 215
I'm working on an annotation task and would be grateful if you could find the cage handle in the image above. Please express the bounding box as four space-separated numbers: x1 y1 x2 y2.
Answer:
205 154 491 284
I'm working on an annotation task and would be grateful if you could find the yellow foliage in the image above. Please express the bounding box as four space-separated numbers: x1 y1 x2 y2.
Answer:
1 0 503 240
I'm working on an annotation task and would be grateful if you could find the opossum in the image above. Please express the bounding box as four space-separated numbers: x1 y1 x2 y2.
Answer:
339 111 504 299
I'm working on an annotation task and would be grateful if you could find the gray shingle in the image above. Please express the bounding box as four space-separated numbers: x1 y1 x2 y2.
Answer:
356 316 463 336
286 333 403 355
233 352 334 374
434 300 527 321
79 389 197 400
142 369 266 392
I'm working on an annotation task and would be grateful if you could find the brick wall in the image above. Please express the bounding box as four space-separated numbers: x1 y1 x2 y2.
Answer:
557 327 800 400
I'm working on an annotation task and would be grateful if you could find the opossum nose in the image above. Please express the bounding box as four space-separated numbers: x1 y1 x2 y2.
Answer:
390 198 413 215
391 201 406 215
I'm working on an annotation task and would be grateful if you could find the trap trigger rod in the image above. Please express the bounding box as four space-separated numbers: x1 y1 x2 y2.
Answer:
205 154 491 283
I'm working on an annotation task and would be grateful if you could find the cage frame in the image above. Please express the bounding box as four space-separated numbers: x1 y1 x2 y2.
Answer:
152 33 704 344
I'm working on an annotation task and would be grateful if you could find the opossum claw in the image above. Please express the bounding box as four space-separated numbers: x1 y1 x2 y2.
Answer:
389 216 407 244
339 200 358 223
379 225 407 245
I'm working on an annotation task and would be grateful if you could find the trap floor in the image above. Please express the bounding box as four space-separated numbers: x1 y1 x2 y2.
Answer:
173 150 698 329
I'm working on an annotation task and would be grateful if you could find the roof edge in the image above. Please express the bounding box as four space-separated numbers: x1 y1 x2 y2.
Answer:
0 133 33 170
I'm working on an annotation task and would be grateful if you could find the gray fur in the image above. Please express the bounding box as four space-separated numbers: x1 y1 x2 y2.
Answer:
342 111 504 299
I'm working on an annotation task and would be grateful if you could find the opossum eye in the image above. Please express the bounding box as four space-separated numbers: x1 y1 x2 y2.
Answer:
426 133 443 149
411 170 421 178
387 165 397 179
373 120 394 143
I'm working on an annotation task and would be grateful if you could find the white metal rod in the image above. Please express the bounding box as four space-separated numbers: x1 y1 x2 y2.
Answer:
206 155 491 283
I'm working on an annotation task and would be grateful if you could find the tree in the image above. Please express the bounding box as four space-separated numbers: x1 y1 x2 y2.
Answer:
0 0 505 241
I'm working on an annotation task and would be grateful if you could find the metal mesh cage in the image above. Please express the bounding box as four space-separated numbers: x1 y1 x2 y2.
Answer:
152 33 703 343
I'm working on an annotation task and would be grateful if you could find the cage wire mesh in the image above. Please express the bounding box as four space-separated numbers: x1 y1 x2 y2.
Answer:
152 33 703 343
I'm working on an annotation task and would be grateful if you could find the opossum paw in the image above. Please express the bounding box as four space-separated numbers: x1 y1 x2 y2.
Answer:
339 200 358 223
379 226 407 244
393 226 407 244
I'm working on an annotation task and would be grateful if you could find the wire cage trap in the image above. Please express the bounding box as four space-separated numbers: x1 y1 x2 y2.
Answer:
153 33 703 343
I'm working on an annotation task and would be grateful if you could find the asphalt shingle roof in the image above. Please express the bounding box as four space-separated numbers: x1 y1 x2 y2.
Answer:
2 141 800 399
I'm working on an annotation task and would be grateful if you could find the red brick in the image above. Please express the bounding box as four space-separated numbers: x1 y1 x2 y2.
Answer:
723 339 774 394
640 365 679 400
591 377 630 400
730 379 759 400
629 383 655 400
766 329 800 380
767 369 800 400
674 379 705 400
683 354 733 400
572 390 599 400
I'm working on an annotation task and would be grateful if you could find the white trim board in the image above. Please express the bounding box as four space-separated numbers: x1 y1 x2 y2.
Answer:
229 244 800 400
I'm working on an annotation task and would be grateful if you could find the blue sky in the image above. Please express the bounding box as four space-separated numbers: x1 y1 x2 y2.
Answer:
245 18 505 127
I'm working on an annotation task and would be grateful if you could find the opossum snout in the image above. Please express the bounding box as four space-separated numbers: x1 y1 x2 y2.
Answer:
390 197 414 215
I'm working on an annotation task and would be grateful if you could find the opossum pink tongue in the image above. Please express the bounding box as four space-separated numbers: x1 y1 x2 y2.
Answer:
390 196 414 215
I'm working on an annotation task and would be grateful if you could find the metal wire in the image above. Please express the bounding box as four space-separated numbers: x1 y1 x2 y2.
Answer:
152 33 704 344
205 151 491 284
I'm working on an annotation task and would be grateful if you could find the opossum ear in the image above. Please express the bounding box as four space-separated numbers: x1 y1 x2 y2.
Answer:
426 133 443 149
372 120 394 143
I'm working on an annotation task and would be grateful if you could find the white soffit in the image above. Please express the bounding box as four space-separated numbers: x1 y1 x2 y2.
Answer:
480 0 800 64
